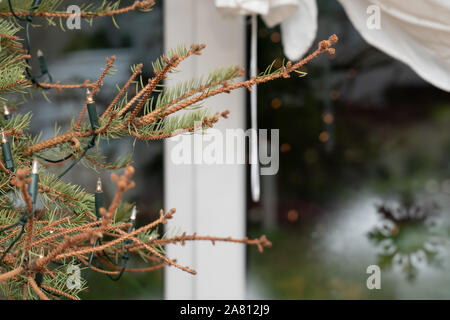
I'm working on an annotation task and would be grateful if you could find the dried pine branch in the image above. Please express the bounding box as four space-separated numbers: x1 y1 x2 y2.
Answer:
1 166 272 299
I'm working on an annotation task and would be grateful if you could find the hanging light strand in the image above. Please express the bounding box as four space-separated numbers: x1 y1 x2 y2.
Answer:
86 179 136 282
106 206 138 281
56 90 99 179
7 0 53 88
0 159 39 264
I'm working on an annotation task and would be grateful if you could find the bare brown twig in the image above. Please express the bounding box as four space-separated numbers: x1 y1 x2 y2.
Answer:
0 1 155 19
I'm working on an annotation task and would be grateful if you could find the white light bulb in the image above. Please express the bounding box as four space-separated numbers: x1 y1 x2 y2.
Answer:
32 158 39 174
131 206 138 221
96 177 102 193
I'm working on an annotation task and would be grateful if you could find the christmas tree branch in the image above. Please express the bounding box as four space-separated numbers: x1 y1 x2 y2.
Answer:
0 0 155 19
100 64 143 120
130 234 272 254
40 284 78 300
0 1 155 96
21 36 338 158
130 111 230 141
116 44 206 118
28 276 49 300
0 266 23 282
136 36 338 127
0 77 96 93
0 32 19 41
1 165 272 299
36 80 95 90
96 255 167 273
74 56 117 130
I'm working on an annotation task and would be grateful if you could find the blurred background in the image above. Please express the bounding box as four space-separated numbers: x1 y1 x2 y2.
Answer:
19 0 450 299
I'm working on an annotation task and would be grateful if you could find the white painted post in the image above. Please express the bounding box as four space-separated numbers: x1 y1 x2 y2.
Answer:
163 0 247 299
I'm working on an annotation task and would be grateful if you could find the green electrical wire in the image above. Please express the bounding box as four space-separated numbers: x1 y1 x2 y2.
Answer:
0 159 39 265
57 134 97 179
8 0 53 89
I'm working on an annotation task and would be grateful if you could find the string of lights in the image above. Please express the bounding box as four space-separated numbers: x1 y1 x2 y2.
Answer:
56 91 99 179
7 0 68 166
87 178 106 273
1 2 129 280
7 0 53 89
106 206 137 281
7 0 99 168
85 178 138 281
0 159 39 264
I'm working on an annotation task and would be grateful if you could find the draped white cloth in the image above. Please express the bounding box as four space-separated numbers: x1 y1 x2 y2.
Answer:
216 0 450 92
339 0 450 92
215 0 318 61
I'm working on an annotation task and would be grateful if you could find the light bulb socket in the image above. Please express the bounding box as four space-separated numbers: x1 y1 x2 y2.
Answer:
87 101 99 131
37 50 48 75
3 104 11 121
28 159 39 205
28 176 39 205
128 206 137 232
1 138 14 172
34 272 43 287
94 192 103 219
